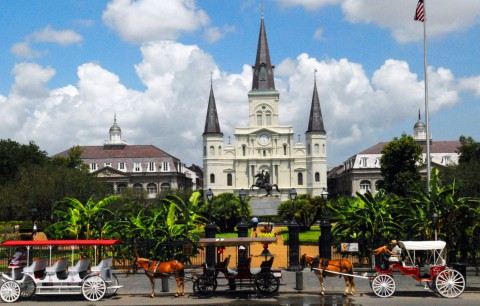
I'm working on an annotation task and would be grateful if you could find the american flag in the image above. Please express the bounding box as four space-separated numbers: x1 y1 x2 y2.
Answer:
414 0 425 22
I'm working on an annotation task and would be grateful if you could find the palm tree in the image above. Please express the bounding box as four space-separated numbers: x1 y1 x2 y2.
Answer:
47 196 118 239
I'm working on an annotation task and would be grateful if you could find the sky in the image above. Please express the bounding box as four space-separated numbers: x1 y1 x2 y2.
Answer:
1 0 479 169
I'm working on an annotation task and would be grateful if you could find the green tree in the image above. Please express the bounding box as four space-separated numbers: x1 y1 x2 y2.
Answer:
380 134 423 197
50 145 88 171
458 135 480 164
0 139 48 185
401 168 480 261
197 192 246 232
441 136 480 198
277 194 324 230
331 190 401 260
0 163 110 221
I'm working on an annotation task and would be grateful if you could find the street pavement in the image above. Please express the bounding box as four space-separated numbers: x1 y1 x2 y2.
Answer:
109 267 480 304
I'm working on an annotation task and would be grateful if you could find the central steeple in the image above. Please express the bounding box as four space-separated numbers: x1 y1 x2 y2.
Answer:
252 14 275 91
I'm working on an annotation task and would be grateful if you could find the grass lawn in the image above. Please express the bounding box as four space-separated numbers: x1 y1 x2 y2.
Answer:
279 226 321 245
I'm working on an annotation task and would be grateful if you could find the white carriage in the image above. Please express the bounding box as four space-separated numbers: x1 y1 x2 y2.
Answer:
311 240 465 299
370 240 465 298
0 239 122 303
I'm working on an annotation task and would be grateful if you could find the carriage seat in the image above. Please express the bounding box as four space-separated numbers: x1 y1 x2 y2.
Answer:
250 257 274 275
91 257 113 279
68 257 91 278
46 258 69 280
227 257 252 276
23 257 48 279
215 255 231 277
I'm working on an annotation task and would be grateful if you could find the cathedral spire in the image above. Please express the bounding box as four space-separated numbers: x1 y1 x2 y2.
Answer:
203 82 222 135
252 14 275 91
306 71 325 133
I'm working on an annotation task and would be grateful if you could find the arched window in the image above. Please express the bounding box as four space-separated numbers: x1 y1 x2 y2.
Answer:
227 173 232 186
297 173 303 185
161 183 171 191
218 146 222 156
315 144 320 154
315 172 320 182
210 173 215 184
283 144 287 155
117 183 127 194
257 112 262 126
260 65 267 81
265 111 272 125
133 183 143 190
242 145 246 156
147 183 157 194
203 146 206 156
360 180 371 193
209 146 215 156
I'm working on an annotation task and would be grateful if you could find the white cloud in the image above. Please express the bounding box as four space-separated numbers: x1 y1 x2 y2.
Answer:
340 0 480 43
204 25 236 43
312 28 325 41
11 63 56 98
10 42 47 59
276 0 341 10
276 0 480 43
102 0 210 43
31 25 83 45
458 76 480 96
0 40 475 167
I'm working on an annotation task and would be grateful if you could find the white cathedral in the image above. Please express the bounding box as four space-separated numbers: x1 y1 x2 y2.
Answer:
202 15 327 200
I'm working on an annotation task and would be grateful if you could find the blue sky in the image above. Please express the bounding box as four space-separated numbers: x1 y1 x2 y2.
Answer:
1 0 479 168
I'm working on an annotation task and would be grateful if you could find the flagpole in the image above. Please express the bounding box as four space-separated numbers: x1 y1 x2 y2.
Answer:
422 0 431 191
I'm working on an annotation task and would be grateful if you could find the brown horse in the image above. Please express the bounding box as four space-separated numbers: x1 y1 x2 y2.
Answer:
300 254 355 296
130 257 186 298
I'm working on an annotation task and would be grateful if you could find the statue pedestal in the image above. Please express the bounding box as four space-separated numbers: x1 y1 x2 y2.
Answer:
249 197 282 216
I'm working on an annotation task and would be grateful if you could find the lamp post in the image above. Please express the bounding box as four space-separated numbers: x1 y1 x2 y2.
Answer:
31 207 38 240
287 188 300 271
238 188 248 222
432 212 439 241
319 188 332 259
204 189 217 267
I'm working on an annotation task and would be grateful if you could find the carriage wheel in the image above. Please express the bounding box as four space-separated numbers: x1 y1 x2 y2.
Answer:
254 272 279 298
20 275 36 298
371 274 395 298
82 275 106 301
105 273 119 297
435 269 465 298
195 276 216 298
0 281 21 303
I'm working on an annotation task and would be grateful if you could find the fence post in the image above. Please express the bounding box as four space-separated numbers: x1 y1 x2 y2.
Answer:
287 219 301 271
205 222 217 268
236 220 249 265
319 218 332 259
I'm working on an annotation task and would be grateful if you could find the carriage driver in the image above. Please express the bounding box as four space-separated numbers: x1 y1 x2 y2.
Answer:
374 240 401 270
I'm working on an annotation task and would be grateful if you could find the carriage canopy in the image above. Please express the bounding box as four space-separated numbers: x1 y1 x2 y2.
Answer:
399 241 446 251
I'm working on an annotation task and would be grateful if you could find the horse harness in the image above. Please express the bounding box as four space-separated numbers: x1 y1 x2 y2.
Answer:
146 259 179 278
312 257 344 278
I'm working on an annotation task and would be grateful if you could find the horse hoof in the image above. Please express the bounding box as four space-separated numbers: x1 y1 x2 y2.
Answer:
174 294 179 298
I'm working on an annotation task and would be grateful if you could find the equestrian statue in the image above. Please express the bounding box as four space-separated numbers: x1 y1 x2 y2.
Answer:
250 169 280 197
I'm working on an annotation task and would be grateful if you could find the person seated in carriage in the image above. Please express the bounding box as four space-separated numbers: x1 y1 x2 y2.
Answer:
374 240 401 270
9 247 27 268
